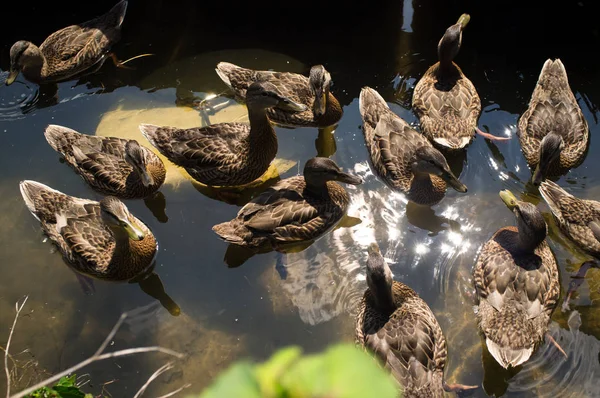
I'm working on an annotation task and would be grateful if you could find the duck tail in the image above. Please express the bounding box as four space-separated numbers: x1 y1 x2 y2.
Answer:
139 123 163 148
359 87 389 130
537 58 569 91
539 180 569 217
108 0 128 28
486 338 533 369
19 180 56 221
215 62 243 90
212 220 247 245
44 124 82 154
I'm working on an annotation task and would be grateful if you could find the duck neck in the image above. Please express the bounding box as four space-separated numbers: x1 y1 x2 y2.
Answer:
305 178 331 197
248 106 277 150
368 278 395 313
517 227 545 253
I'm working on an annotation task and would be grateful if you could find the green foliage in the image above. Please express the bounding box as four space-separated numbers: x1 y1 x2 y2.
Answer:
25 375 93 398
196 343 401 398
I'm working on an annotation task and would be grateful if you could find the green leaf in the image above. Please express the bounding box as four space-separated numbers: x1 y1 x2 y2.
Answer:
55 375 77 388
198 362 262 398
52 386 86 398
255 346 302 396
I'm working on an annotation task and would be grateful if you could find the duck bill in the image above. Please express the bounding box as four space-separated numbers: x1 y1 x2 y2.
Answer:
278 96 308 113
499 189 518 210
140 167 154 187
457 13 470 29
336 171 363 185
123 219 145 241
5 68 19 86
314 92 327 116
442 172 467 193
532 164 546 186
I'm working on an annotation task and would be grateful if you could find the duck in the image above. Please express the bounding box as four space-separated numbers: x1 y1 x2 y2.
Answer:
215 62 342 128
44 124 166 199
140 81 306 187
212 157 362 250
517 59 589 185
19 180 157 281
355 242 476 397
412 14 507 150
5 0 128 86
539 180 600 257
473 189 560 369
359 86 467 206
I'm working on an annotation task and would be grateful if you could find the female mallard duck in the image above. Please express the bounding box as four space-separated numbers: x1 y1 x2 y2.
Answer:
212 157 362 249
355 242 476 397
473 190 560 368
19 180 157 281
44 124 166 199
540 180 600 257
517 59 589 185
215 62 342 128
6 0 128 86
412 14 507 150
140 81 306 187
359 87 467 206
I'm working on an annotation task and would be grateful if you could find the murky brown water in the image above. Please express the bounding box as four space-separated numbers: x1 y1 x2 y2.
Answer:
1 0 600 396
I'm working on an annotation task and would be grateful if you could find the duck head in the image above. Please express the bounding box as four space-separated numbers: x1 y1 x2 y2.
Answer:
438 13 470 65
309 65 332 117
412 146 468 193
533 133 564 185
6 40 43 85
500 189 547 251
124 140 154 187
100 196 145 241
303 157 363 186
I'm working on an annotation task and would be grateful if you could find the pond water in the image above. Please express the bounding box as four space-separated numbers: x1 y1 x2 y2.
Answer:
1 0 600 397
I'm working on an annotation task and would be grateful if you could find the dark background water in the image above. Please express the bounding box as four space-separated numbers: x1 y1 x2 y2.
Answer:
1 0 600 397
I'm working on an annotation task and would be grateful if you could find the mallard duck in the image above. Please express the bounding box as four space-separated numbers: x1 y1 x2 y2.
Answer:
539 180 600 257
355 242 476 397
19 180 157 281
517 59 589 185
212 157 362 249
44 124 165 199
473 190 560 368
140 81 306 187
412 14 507 150
215 62 342 128
359 87 467 206
5 0 128 86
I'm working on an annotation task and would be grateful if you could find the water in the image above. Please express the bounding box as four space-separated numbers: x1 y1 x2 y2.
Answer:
1 0 600 396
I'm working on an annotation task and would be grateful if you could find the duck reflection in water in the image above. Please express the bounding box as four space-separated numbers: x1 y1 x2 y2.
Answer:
213 157 363 267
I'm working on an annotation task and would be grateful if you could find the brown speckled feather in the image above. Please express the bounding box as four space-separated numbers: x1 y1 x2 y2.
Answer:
359 87 447 206
35 0 127 82
517 59 588 173
213 176 349 248
216 62 342 128
355 282 447 397
44 125 165 199
540 180 600 257
412 62 480 150
140 121 277 186
473 226 559 366
20 181 156 281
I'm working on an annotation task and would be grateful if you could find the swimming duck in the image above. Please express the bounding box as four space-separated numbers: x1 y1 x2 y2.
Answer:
215 62 342 128
359 87 467 206
140 81 306 187
355 242 476 396
5 0 128 86
517 59 589 185
44 124 165 199
212 157 362 250
412 14 507 150
19 180 157 281
473 190 560 368
539 180 600 257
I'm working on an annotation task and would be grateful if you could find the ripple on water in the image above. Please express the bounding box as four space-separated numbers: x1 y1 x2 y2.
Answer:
506 312 600 397
0 72 40 121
